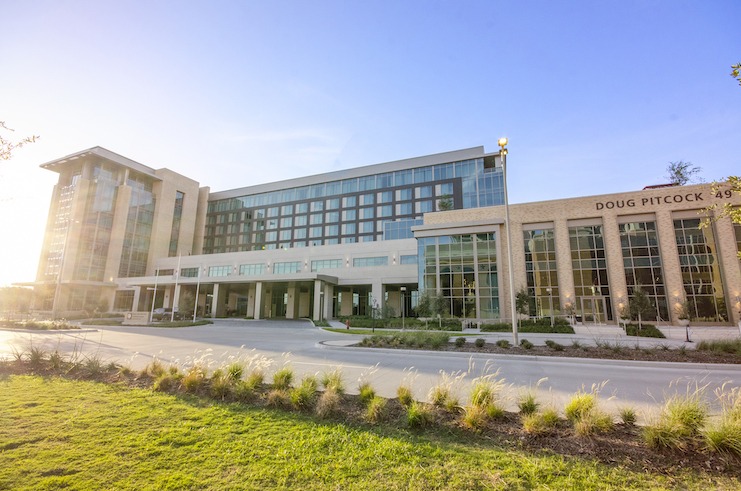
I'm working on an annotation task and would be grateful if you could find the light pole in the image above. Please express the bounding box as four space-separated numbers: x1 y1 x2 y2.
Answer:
400 286 407 330
499 137 518 345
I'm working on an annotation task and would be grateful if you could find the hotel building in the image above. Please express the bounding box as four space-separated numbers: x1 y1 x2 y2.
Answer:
27 146 741 326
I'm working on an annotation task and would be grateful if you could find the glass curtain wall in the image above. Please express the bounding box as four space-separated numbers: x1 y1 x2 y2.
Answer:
673 218 728 321
523 229 560 318
204 157 504 254
417 233 499 319
619 221 668 321
118 175 155 278
569 225 612 321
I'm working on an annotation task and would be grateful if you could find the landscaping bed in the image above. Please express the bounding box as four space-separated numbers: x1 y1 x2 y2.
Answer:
359 334 741 364
1 353 740 487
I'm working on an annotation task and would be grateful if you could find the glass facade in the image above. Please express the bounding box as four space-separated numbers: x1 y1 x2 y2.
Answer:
523 229 560 318
168 191 184 257
44 179 78 278
75 164 118 282
619 221 668 321
204 156 503 254
119 174 155 278
418 233 499 319
674 218 728 321
569 225 612 322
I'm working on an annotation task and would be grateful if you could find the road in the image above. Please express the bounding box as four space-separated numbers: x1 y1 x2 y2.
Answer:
2 319 739 416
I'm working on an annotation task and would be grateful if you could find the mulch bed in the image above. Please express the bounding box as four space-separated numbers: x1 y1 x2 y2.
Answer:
360 339 741 364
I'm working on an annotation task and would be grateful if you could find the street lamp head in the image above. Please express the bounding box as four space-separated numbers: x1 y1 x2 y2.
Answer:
497 137 508 148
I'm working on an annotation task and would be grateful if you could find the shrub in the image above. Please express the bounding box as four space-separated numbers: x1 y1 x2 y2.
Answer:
406 401 434 428
397 385 414 407
272 367 294 390
625 323 665 338
364 396 388 423
697 339 741 354
28 346 46 369
545 340 564 351
495 339 511 349
642 388 708 449
153 372 179 392
358 381 376 404
474 338 486 348
233 381 257 402
454 337 466 347
519 339 533 349
83 355 105 378
49 351 64 371
479 323 512 332
142 359 166 378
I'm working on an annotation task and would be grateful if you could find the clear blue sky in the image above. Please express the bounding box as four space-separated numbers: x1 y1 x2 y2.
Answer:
1 0 739 286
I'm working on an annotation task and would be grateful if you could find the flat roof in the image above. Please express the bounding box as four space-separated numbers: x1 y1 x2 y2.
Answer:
40 146 161 180
209 146 489 201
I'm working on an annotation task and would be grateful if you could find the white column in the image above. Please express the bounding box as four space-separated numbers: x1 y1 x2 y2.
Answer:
313 280 323 321
254 282 263 320
211 283 220 318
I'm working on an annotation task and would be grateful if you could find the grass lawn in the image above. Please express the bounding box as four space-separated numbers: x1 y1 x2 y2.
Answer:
1 376 737 490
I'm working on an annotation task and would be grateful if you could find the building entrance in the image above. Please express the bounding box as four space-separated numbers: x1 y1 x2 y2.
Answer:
581 296 607 325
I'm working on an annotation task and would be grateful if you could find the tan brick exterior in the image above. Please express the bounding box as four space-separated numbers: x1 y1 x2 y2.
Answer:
420 183 741 325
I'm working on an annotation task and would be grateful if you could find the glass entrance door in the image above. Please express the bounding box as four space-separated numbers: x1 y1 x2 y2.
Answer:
581 296 606 325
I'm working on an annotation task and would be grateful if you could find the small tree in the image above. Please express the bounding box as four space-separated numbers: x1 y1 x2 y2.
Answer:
628 285 655 331
437 194 453 211
515 287 532 328
178 290 195 317
704 177 741 259
95 297 110 318
732 62 741 86
665 161 702 186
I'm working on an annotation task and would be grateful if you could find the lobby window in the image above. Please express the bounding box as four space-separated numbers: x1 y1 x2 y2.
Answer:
569 224 612 321
523 229 559 318
113 291 134 311
619 221 668 321
181 267 199 278
674 218 728 321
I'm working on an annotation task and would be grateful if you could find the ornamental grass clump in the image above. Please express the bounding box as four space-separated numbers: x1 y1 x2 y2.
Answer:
320 368 345 394
619 406 638 426
564 382 614 436
428 370 465 413
643 385 708 450
358 381 376 404
364 396 388 424
397 385 414 407
316 388 342 418
182 364 207 393
461 373 507 430
272 367 294 390
522 407 560 435
407 401 434 429
702 384 741 456
291 375 319 410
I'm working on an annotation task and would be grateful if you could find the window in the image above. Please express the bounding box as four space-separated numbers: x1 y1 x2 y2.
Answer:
395 203 413 215
273 261 302 274
524 229 560 318
342 223 356 235
360 221 374 233
342 196 357 207
281 205 292 215
342 209 356 221
310 227 322 238
310 213 323 225
266 231 278 242
325 224 339 236
280 217 292 228
377 191 393 203
279 230 292 241
326 211 339 223
208 265 232 277
326 198 340 210
311 259 342 272
360 194 374 205
311 201 324 212
295 203 308 214
377 205 393 218
239 263 266 276
295 215 307 226
181 267 199 278
360 207 374 219
267 207 279 217
400 255 417 265
415 200 433 213
395 188 412 201
294 228 307 239
353 256 388 267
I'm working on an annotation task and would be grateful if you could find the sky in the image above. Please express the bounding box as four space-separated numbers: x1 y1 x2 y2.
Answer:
1 0 739 287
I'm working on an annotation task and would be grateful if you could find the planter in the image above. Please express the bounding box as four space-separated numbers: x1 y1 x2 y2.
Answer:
677 319 690 327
